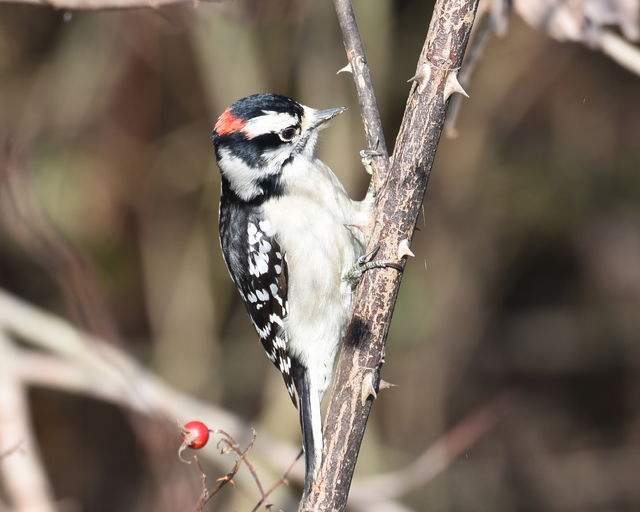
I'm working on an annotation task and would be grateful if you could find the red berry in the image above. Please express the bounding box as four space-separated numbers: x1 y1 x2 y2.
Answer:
182 421 210 449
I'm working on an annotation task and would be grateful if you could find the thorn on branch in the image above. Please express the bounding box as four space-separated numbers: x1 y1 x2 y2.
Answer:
443 70 469 101
378 379 397 390
397 239 415 260
360 371 377 406
336 63 353 75
407 63 432 93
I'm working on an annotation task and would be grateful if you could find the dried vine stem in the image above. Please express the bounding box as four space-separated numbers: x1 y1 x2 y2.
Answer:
300 1 480 510
192 431 255 512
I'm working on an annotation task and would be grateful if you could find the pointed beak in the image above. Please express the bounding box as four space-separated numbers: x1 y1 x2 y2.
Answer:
311 106 347 129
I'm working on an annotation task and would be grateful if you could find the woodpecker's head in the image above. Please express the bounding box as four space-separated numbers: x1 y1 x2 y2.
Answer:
212 93 346 202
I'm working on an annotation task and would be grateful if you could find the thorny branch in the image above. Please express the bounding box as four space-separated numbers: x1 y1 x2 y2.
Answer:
300 0 481 510
333 0 389 188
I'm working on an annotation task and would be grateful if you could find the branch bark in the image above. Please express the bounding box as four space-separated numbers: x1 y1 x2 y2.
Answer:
333 0 389 186
301 1 480 510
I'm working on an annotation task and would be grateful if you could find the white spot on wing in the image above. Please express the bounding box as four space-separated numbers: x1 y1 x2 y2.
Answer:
259 239 272 253
254 254 269 275
269 314 284 328
259 220 273 235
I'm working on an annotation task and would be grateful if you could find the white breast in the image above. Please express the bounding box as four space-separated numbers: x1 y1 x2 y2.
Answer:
262 156 370 394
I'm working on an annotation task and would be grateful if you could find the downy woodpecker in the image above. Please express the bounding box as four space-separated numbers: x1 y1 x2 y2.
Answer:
213 93 381 494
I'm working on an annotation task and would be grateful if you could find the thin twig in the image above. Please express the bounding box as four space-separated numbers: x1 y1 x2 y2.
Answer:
333 0 389 187
251 451 303 512
215 429 266 499
192 431 256 511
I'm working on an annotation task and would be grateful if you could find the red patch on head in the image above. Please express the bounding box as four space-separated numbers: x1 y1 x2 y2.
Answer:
214 108 246 135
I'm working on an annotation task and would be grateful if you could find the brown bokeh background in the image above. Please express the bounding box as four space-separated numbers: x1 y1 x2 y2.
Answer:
1 0 639 510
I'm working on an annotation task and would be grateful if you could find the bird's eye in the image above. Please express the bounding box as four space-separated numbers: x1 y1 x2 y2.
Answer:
279 127 297 142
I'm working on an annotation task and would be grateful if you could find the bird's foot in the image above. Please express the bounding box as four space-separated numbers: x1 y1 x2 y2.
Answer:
343 246 403 286
360 149 383 201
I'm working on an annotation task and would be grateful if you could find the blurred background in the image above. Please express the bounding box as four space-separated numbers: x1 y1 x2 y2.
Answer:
1 0 639 510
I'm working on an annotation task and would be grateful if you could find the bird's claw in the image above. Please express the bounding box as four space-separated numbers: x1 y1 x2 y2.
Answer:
343 246 403 286
360 149 383 176
360 149 384 202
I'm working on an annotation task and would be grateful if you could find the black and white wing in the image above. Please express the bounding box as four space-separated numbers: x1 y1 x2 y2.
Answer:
220 209 296 406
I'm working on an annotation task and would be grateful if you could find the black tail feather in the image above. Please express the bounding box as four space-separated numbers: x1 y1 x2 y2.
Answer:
291 361 318 497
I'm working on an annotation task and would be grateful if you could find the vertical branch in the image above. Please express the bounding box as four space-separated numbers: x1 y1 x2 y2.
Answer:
301 1 480 510
333 0 389 186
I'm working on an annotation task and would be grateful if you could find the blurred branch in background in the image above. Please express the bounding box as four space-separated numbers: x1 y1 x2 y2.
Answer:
0 142 121 346
514 0 640 74
0 0 218 10
0 288 504 511
446 0 640 136
0 331 55 512
349 392 513 511
0 286 301 508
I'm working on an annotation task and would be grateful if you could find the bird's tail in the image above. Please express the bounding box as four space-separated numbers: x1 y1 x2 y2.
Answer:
292 365 323 497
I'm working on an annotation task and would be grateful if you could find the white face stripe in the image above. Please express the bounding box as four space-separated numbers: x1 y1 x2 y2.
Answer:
218 147 265 201
243 111 299 139
262 146 295 166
